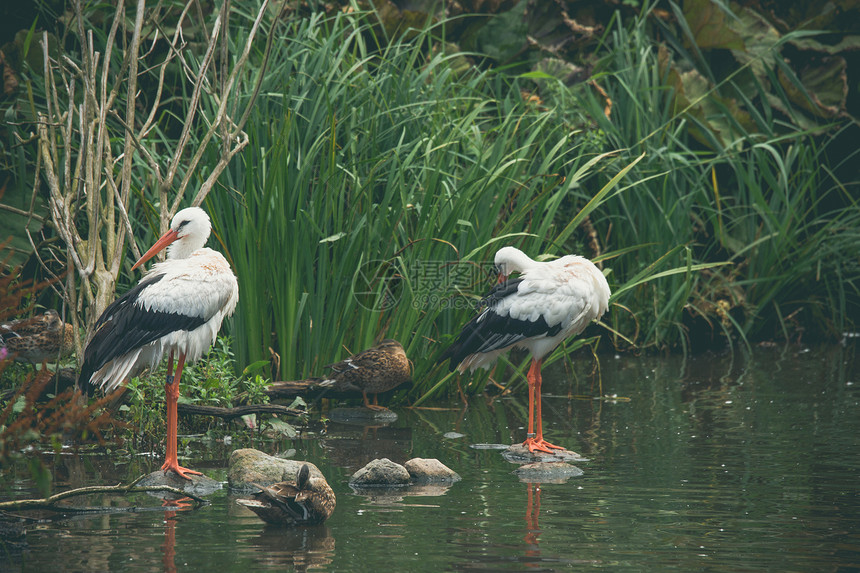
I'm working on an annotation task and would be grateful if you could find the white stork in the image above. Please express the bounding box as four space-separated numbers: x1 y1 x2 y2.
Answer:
79 207 239 479
439 246 610 454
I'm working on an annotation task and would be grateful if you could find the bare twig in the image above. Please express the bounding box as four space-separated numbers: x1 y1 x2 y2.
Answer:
178 402 305 420
32 0 271 337
0 481 208 512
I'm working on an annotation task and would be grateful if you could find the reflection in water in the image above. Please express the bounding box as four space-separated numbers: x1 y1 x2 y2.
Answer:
523 483 541 554
161 508 177 573
320 419 413 471
241 524 335 572
160 497 193 573
6 345 860 571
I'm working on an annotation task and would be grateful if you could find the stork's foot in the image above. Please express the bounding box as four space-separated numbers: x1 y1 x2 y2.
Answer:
523 437 565 454
161 459 202 480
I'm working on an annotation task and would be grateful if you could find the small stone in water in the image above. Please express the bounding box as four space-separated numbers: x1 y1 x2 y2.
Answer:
404 458 461 483
469 443 510 450
514 462 584 484
349 458 411 487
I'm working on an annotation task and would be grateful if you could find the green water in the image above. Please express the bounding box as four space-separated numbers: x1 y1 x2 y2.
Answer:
3 344 859 571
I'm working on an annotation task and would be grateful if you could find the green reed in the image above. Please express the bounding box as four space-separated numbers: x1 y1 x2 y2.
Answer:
204 10 662 398
202 4 858 402
551 12 859 349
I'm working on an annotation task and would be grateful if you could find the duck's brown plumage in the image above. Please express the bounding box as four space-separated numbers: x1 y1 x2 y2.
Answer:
318 339 411 410
238 464 336 526
0 310 75 364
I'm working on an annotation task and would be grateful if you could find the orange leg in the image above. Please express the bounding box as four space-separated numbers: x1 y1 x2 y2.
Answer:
534 361 563 451
363 390 387 411
160 352 201 479
522 359 563 453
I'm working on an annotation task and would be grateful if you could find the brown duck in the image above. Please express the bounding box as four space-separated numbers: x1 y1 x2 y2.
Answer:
0 310 75 365
318 339 411 410
238 464 336 526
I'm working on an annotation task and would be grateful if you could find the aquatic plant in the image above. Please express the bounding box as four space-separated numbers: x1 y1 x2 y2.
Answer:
203 8 724 401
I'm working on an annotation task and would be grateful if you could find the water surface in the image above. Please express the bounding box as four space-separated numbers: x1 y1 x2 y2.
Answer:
3 344 858 571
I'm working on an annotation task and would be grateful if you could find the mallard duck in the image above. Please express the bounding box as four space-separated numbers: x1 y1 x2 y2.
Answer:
238 464 336 526
0 310 75 365
318 339 411 410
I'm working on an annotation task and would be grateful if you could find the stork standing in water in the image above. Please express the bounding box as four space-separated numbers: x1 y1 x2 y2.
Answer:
439 246 610 454
79 207 239 478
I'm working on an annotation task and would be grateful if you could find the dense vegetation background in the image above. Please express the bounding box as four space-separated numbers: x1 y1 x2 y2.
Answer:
1 0 858 412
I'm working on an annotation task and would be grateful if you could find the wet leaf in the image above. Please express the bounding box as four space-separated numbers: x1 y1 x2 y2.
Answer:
683 0 744 50
267 418 297 438
474 2 528 63
779 54 847 118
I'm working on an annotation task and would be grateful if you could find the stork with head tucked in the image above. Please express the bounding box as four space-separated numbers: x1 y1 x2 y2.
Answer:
78 207 239 479
439 246 610 454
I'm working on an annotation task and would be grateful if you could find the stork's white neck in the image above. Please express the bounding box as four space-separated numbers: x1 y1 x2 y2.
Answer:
166 235 207 260
494 246 536 276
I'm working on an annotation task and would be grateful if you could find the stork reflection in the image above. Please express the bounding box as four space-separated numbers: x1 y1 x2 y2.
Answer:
524 482 542 552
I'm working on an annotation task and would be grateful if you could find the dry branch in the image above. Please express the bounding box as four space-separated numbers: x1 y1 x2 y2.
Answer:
33 0 274 339
177 403 304 420
0 481 207 512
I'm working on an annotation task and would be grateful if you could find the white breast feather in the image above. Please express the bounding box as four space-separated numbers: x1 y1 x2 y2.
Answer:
135 248 238 362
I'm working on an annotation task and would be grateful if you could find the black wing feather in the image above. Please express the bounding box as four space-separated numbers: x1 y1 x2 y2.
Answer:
78 274 206 392
438 277 562 371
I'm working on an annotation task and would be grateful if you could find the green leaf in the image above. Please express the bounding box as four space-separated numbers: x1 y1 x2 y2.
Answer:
519 71 557 80
12 396 27 414
267 418 297 438
319 232 347 243
683 0 744 50
242 360 271 376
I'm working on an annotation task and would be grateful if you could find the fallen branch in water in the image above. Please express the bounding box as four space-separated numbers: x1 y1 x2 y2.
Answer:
0 477 207 512
261 379 361 400
177 403 304 419
262 379 319 399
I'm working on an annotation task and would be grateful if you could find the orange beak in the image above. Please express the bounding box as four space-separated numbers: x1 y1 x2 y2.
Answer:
131 228 180 271
497 273 508 284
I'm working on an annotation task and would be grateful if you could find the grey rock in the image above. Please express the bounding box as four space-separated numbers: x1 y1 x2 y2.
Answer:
348 458 410 487
227 448 325 492
514 461 584 484
138 470 222 499
502 444 589 464
404 458 461 483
